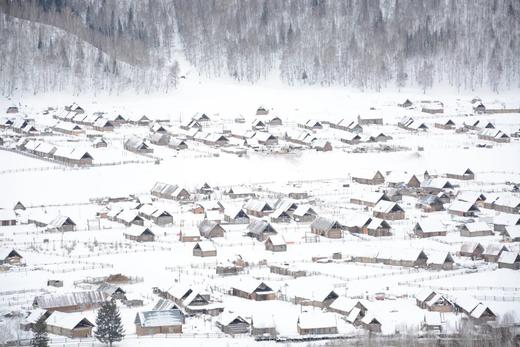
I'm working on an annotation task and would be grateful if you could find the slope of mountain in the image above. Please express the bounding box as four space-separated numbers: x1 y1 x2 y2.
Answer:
1 0 519 95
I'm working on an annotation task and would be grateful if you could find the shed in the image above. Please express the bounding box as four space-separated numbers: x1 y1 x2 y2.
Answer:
498 251 520 270
0 248 23 265
217 312 250 335
414 219 447 238
310 216 343 238
124 226 155 242
179 227 201 242
360 313 381 332
297 311 338 335
352 170 385 185
265 235 287 252
193 241 217 257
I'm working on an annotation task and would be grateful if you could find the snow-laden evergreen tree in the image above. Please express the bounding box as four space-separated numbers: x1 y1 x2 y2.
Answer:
94 299 125 347
31 318 49 347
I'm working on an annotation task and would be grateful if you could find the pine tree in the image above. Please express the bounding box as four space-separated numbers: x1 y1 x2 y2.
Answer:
95 299 125 346
31 317 49 347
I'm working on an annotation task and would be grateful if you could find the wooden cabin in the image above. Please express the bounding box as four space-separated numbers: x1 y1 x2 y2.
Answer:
265 235 287 252
193 241 217 257
310 216 343 238
124 227 155 242
231 279 276 301
247 220 277 241
352 170 385 185
373 201 405 220
297 312 338 335
135 310 183 335
498 251 520 270
217 313 250 335
414 220 447 238
45 311 94 338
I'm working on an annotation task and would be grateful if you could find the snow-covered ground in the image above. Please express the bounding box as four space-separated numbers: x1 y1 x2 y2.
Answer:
1 82 519 346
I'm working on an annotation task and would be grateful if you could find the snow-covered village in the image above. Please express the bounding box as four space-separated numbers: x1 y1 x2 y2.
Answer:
1 1 520 347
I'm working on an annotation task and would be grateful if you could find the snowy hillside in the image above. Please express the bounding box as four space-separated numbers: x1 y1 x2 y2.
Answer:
1 0 520 94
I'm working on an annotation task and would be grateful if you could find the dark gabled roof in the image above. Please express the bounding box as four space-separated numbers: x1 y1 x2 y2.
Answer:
247 219 277 236
310 216 342 231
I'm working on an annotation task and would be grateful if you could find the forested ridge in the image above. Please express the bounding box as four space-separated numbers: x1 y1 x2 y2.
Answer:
0 0 519 94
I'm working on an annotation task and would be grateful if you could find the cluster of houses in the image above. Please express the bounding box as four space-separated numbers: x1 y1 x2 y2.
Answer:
14 138 94 166
416 290 497 324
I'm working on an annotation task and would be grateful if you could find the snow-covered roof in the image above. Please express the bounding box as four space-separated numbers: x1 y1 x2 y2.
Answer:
426 250 454 265
0 209 16 221
25 308 48 324
494 213 520 226
373 200 403 213
247 219 276 236
231 278 273 295
0 248 22 260
483 243 508 256
135 310 183 327
416 219 446 233
298 311 336 329
311 216 341 231
124 226 154 237
293 205 317 217
460 242 482 253
118 210 142 224
266 235 286 246
505 225 520 239
34 291 109 309
463 222 491 233
46 311 94 330
194 241 216 252
498 251 520 264
218 311 249 326
243 199 272 213
448 200 479 213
